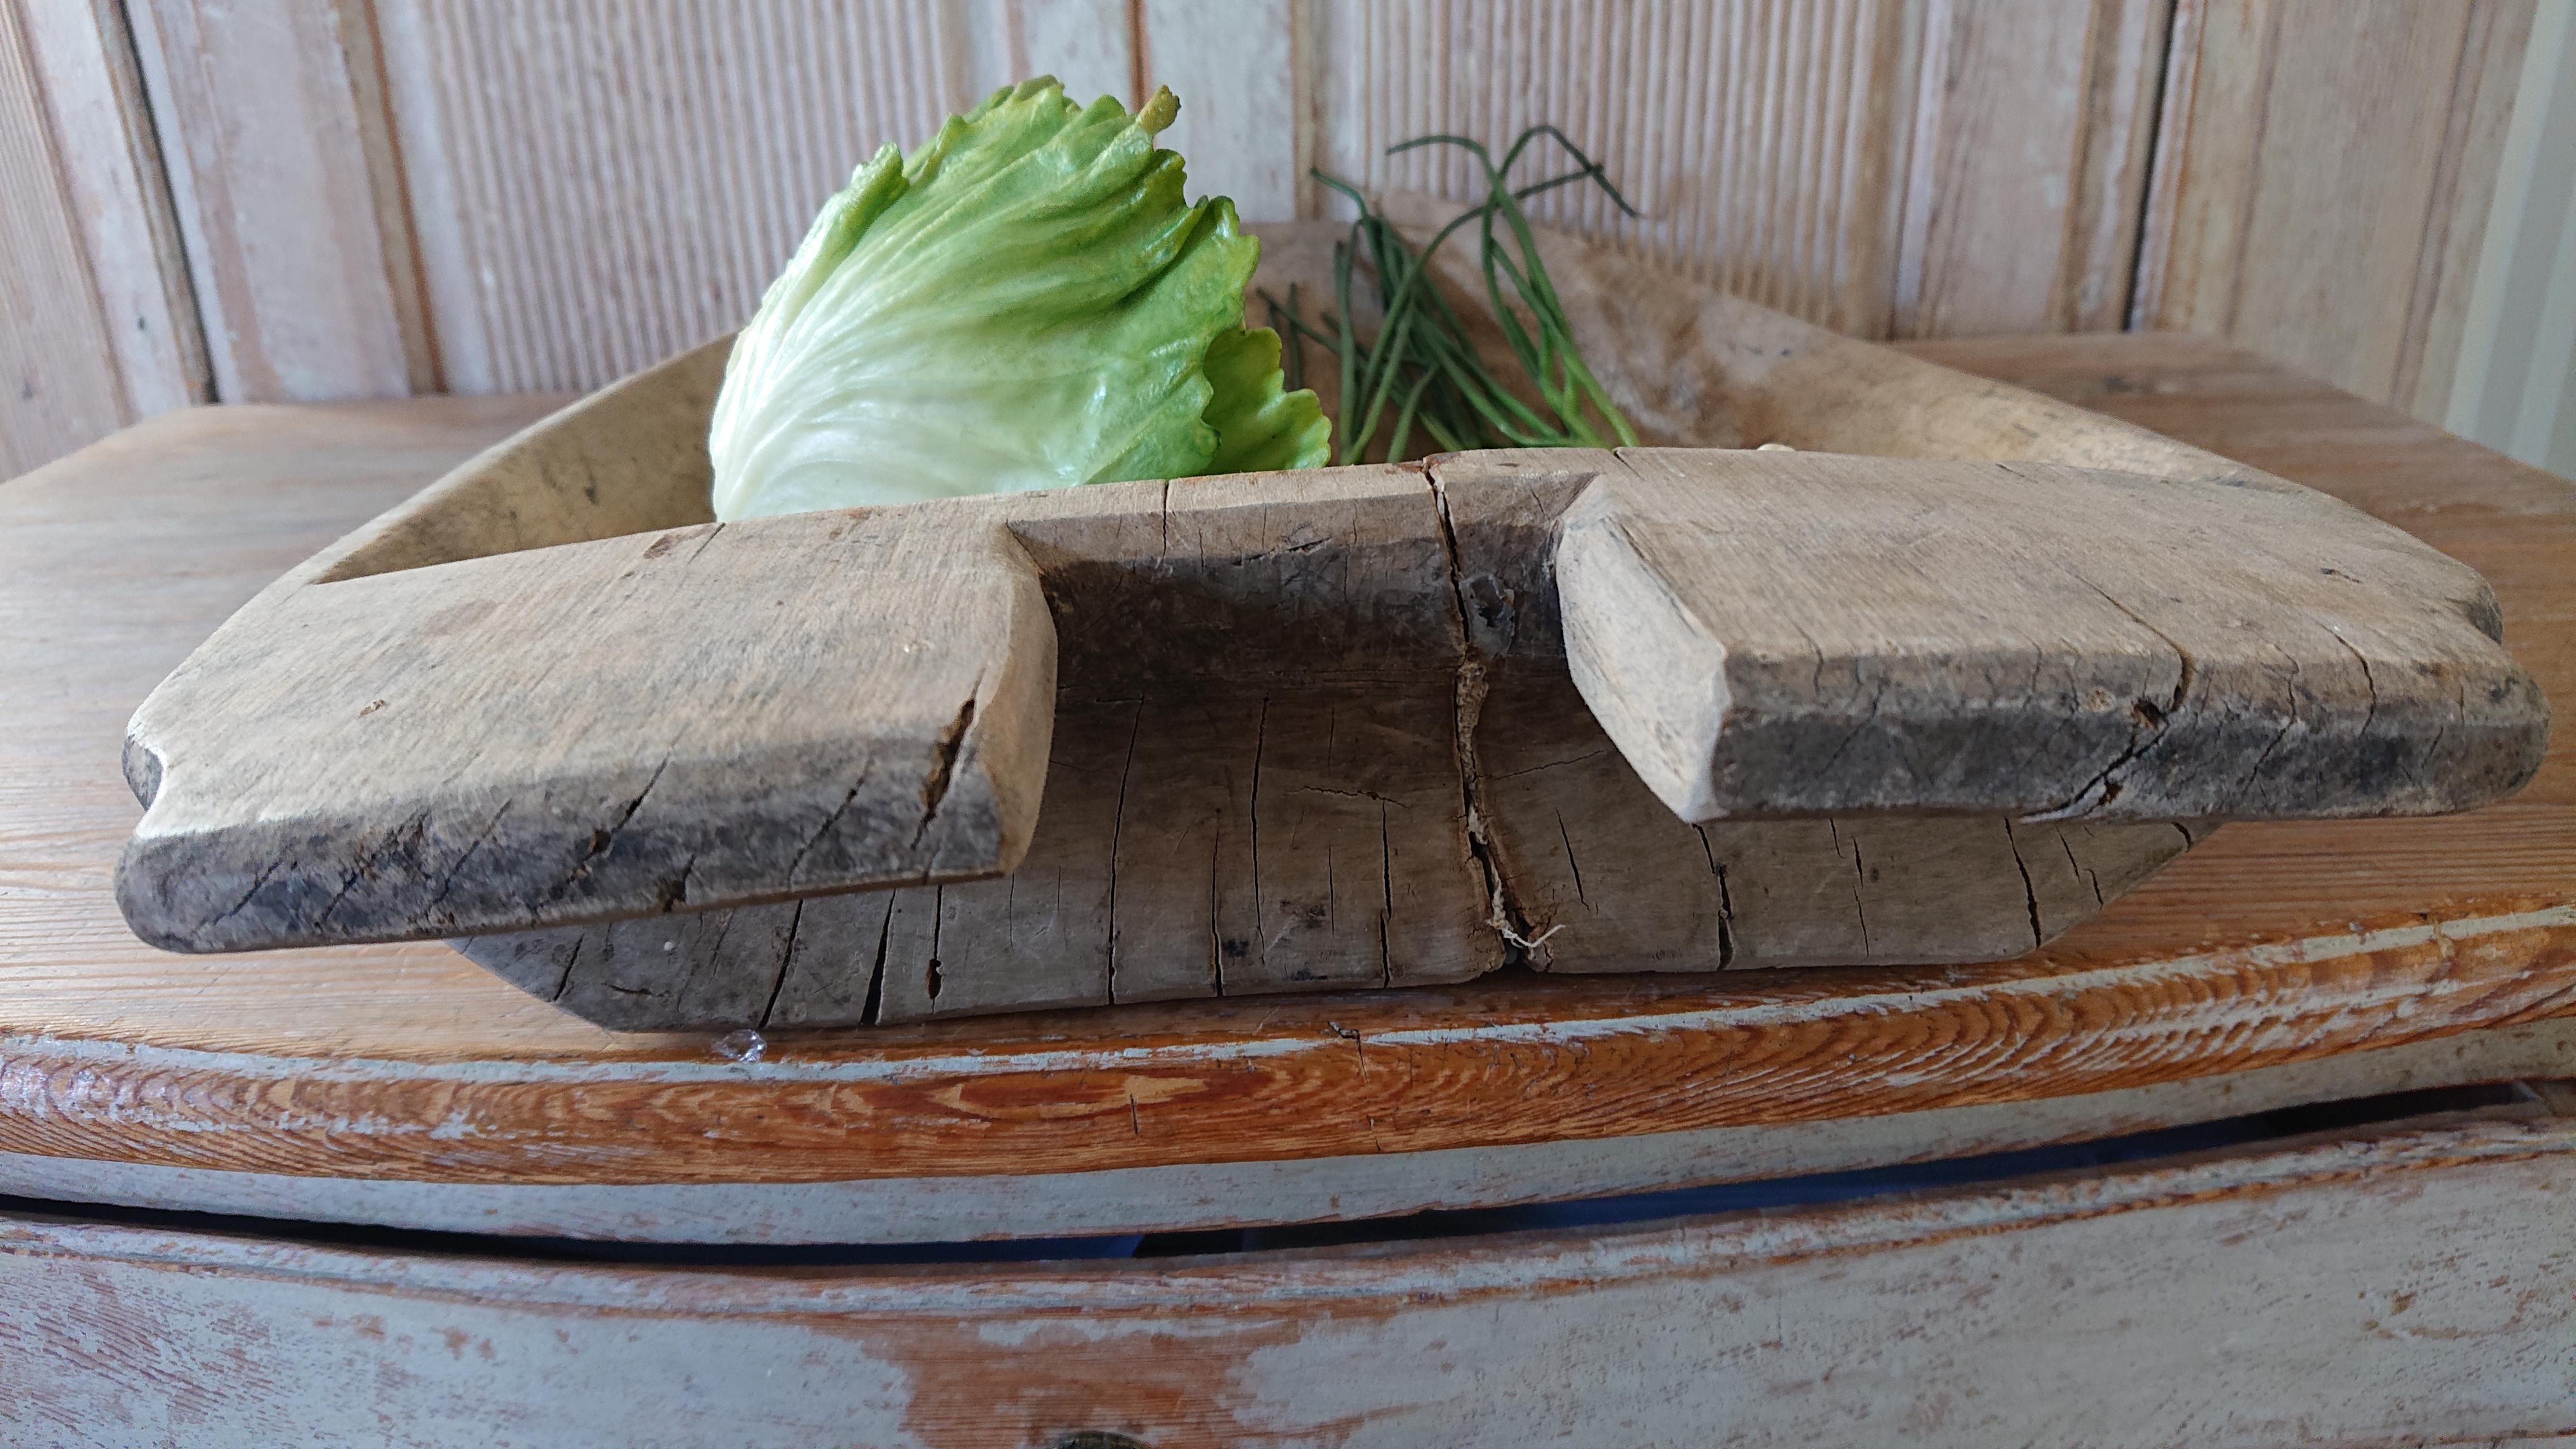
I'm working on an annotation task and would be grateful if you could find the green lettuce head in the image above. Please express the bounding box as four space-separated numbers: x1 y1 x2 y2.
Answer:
710 77 1329 519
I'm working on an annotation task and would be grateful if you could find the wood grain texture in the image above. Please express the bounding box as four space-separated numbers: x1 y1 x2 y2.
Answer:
1896 0 2170 335
146 214 2514 1010
4 1014 2568 1244
2134 0 2539 418
1559 447 2542 822
122 488 1060 953
3 1115 2574 1445
2 334 2569 1187
11 896 2575 1185
1462 665 2190 974
124 221 2540 1021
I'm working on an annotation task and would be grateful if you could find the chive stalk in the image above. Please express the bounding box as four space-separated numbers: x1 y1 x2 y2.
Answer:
1265 125 1641 465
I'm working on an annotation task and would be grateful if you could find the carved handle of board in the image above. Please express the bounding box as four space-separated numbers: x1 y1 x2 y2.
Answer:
117 513 1058 951
1554 448 2546 825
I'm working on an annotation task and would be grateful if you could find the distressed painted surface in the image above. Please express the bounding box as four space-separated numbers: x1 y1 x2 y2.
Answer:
2134 0 2536 416
0 2 132 477
3 1119 2573 1445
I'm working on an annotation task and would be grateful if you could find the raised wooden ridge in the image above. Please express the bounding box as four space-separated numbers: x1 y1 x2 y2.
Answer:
1557 447 2541 822
0 331 2568 1186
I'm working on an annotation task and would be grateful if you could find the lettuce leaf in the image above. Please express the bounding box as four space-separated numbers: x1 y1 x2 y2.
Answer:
709 77 1328 520
1202 325 1331 476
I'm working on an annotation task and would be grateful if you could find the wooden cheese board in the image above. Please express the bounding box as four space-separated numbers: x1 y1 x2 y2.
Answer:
111 217 2547 1029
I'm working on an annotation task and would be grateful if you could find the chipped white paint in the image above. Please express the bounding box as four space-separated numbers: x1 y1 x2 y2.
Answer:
3 1116 2572 1446
5 1117 2566 1313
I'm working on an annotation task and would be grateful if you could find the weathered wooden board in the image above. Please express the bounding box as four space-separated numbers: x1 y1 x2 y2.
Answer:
109 224 2544 1031
4 333 2571 1197
4 1111 2573 1446
118 499 1060 953
1559 447 2543 823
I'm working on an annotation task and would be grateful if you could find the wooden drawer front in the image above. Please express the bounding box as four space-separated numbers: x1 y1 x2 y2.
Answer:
5 1116 2571 1448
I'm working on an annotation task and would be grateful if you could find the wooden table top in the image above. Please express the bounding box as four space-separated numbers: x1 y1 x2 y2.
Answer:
0 333 2568 1187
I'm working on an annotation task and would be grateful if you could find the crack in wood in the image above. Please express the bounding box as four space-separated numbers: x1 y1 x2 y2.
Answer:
310 808 432 930
2327 625 2380 740
1428 463 1533 958
1248 695 1269 977
2004 819 2045 949
756 899 802 1031
1557 810 1588 909
1103 698 1143 1003
542 933 581 1002
858 899 891 1026
546 752 672 905
420 802 510 916
2060 829 2105 906
1379 800 1395 987
908 685 979 854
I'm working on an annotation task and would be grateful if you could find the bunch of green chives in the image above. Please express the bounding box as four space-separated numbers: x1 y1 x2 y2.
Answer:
1263 125 1642 466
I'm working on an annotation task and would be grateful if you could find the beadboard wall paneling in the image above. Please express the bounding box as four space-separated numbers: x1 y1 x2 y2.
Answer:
373 0 1305 397
2134 0 2537 415
377 0 972 396
0 0 127 479
1312 0 1924 338
991 0 1133 112
88 0 2540 414
126 0 425 404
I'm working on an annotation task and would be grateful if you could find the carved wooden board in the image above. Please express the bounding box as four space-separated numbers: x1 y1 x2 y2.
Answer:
110 224 2546 1028
1 332 2571 1200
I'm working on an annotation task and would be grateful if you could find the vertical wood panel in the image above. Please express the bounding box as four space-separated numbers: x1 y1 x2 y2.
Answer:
126 0 424 402
0 0 127 478
2134 0 2537 416
378 0 972 396
2449 0 2576 479
1140 0 1301 220
992 0 1130 107
1897 0 2170 335
15 0 206 423
2397 0 2536 422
